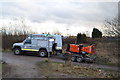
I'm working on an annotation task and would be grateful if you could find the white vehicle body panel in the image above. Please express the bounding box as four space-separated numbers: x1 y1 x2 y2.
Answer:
12 34 62 53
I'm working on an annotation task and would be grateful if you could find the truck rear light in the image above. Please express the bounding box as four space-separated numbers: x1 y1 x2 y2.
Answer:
56 47 62 50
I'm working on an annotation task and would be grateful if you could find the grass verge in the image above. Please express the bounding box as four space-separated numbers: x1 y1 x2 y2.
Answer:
36 60 119 78
0 63 1 79
2 63 11 78
1 49 12 52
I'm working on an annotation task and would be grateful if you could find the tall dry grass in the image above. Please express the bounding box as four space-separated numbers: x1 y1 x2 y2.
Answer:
93 38 119 66
1 35 27 50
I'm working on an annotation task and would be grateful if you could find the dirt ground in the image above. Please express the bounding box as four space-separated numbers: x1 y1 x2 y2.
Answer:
36 61 119 78
2 52 45 78
2 52 120 78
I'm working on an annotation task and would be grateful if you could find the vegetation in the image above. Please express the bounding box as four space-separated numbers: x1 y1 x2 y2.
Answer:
104 18 120 36
2 63 12 78
1 35 26 50
36 61 119 78
0 18 35 50
92 28 102 38
93 38 119 67
0 63 2 72
0 18 36 36
76 33 87 44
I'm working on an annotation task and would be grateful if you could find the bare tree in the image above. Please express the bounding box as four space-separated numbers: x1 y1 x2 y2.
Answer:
0 27 7 35
104 18 120 36
0 17 34 35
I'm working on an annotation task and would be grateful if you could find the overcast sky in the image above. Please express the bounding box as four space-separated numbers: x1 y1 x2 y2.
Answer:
0 0 118 36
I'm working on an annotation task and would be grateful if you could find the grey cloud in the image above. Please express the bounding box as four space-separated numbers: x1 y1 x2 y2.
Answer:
1 1 118 25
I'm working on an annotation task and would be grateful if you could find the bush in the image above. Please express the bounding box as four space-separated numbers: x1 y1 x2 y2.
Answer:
44 58 49 62
2 35 27 50
92 28 102 38
77 33 87 44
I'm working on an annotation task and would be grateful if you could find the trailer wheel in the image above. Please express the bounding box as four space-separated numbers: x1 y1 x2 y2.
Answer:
13 48 21 55
71 56 76 62
89 59 94 63
76 57 82 63
38 50 47 57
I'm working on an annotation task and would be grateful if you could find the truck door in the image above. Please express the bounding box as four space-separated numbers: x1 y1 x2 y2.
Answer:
22 38 38 51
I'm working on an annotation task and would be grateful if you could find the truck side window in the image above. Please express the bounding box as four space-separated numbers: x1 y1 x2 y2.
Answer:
25 39 31 44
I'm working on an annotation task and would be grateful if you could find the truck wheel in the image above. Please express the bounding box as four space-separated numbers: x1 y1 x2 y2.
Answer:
38 50 47 57
76 57 82 63
71 56 76 62
13 48 21 55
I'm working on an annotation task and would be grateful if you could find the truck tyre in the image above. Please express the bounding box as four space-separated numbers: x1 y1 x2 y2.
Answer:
13 48 21 55
76 57 83 63
38 50 47 57
71 56 76 62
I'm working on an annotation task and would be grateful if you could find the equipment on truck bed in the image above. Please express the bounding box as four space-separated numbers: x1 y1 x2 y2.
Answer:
66 43 96 63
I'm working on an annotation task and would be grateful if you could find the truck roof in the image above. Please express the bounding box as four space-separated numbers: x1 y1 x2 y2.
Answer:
30 34 61 38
